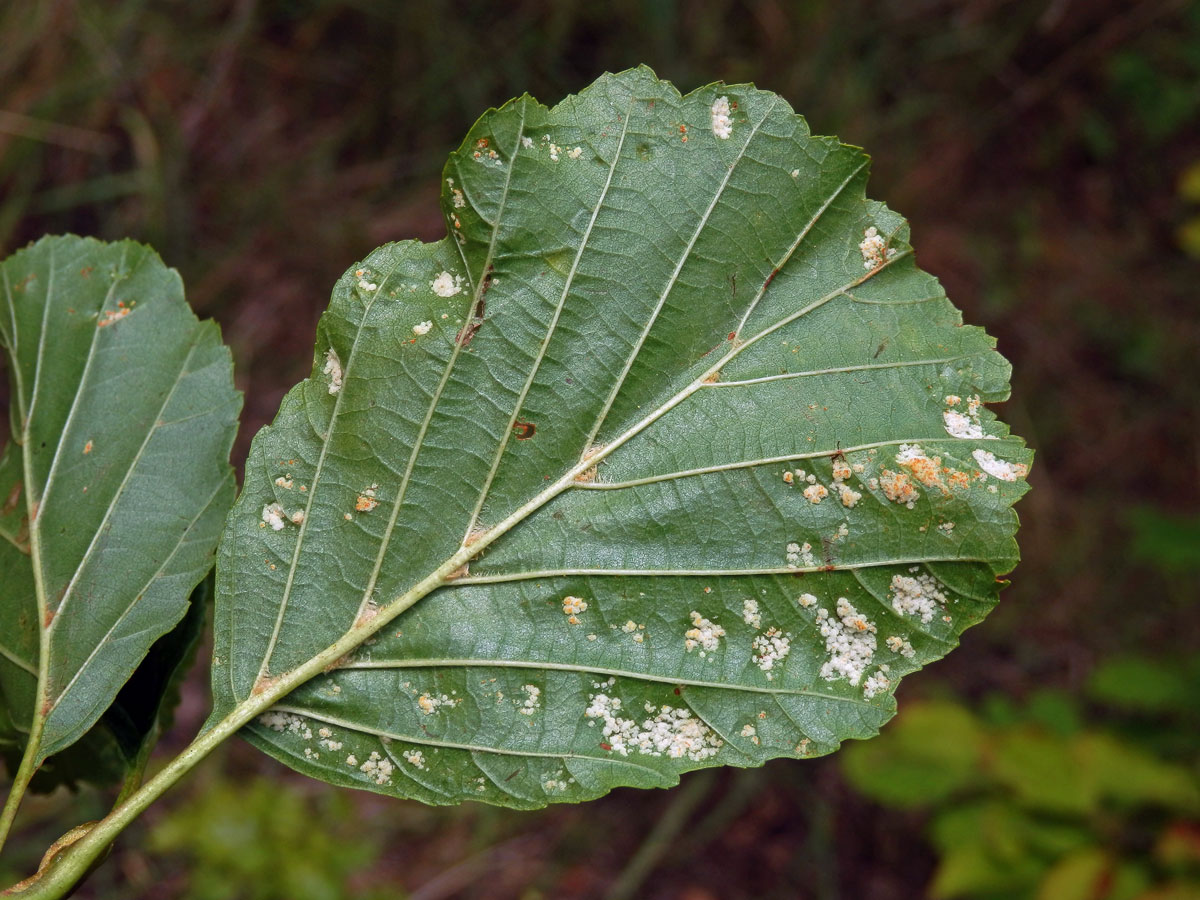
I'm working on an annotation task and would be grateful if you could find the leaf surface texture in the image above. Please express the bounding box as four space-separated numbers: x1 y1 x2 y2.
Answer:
213 69 1031 807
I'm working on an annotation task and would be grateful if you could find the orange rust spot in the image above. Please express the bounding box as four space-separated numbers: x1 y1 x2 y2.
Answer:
43 608 54 627
727 331 736 340
79 266 93 278
476 137 489 148
513 420 536 440
703 371 720 384
879 469 918 505
898 453 949 495
97 306 131 328
30 500 39 522
252 675 280 696
574 465 598 484
465 526 488 546
83 440 93 455
446 563 470 581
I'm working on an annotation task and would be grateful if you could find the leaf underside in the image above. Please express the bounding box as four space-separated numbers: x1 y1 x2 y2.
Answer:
0 236 239 772
214 67 1031 808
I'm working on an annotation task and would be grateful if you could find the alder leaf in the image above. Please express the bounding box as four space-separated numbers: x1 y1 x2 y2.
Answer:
0 236 239 769
213 68 1030 807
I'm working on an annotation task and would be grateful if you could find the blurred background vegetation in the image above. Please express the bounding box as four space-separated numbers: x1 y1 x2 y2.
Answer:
1 0 1198 897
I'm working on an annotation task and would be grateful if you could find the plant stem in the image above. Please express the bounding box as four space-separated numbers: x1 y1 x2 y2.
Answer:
0 716 45 854
2 702 245 898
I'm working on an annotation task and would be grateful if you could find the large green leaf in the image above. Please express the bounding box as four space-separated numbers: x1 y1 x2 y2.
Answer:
0 236 239 768
213 68 1030 807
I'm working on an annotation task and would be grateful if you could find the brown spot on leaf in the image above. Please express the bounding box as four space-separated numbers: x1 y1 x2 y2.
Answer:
513 420 536 440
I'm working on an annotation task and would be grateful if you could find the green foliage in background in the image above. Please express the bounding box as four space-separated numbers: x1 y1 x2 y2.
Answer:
148 779 389 900
842 656 1200 900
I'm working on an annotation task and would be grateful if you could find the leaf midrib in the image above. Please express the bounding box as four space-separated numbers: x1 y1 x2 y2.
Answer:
452 557 995 585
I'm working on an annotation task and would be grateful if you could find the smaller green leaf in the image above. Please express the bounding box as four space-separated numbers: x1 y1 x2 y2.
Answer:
0 235 239 779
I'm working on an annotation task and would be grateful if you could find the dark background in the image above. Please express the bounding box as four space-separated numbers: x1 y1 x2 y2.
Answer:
1 1 1197 898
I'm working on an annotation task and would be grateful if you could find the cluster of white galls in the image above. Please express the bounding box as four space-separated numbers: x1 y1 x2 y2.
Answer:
816 597 878 686
584 691 723 762
859 226 898 270
889 571 949 624
711 96 734 139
